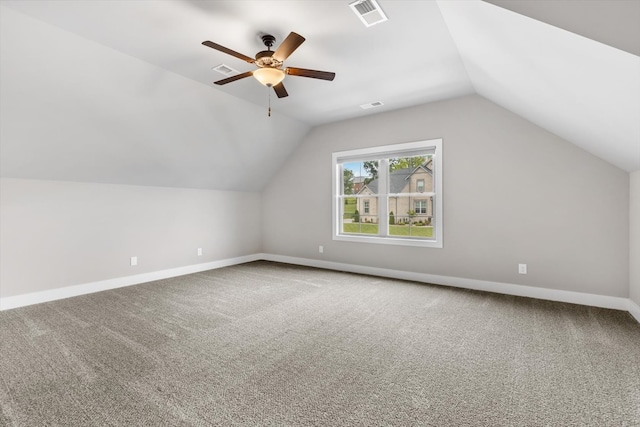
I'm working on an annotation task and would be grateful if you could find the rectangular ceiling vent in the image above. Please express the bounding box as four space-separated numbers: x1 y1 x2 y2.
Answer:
349 0 388 27
360 101 384 110
212 64 239 76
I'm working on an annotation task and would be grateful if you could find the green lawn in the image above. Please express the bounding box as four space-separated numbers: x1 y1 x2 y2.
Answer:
343 223 433 238
343 198 357 219
343 223 378 234
390 225 433 237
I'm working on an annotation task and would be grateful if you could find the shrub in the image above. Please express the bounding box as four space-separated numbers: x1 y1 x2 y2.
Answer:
354 209 360 223
389 211 395 225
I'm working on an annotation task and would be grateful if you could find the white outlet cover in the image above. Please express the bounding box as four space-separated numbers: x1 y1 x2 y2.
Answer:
518 264 527 274
130 256 138 266
197 248 203 256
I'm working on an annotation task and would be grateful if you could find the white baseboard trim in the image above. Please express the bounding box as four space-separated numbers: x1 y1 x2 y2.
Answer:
628 300 640 323
260 253 633 313
0 254 262 311
2 253 637 321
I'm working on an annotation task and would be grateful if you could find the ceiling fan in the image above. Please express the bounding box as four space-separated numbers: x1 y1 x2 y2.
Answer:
202 32 335 99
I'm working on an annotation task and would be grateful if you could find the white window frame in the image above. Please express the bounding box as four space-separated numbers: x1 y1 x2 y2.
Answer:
332 139 443 248
414 200 427 214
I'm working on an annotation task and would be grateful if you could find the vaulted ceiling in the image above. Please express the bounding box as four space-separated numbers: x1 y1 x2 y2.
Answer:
1 0 638 191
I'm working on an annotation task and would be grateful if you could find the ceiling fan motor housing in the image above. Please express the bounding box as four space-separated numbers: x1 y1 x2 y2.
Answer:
256 34 283 68
255 50 283 69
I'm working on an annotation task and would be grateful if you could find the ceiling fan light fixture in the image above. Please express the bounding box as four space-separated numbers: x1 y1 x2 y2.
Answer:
253 67 285 87
203 31 335 97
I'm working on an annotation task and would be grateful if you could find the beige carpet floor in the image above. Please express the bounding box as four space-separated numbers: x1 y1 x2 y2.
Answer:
1 261 639 426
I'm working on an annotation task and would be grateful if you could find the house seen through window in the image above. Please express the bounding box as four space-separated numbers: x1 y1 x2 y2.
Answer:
332 139 443 248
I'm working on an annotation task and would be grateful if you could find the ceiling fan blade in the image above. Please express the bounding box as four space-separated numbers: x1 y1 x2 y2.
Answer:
202 41 255 64
273 32 306 62
214 71 254 85
273 82 288 98
286 67 336 81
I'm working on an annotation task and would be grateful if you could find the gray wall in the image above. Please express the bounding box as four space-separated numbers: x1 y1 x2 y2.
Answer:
262 95 630 298
631 171 640 306
0 178 261 298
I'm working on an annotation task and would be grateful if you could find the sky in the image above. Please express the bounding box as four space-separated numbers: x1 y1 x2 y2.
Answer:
343 162 368 177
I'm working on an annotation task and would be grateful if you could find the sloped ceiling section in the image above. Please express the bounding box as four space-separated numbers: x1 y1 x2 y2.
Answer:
1 0 638 191
484 0 640 56
0 6 310 191
438 0 640 172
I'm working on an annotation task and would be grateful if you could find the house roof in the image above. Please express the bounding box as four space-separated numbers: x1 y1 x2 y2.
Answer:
353 177 366 184
1 0 638 191
360 165 432 195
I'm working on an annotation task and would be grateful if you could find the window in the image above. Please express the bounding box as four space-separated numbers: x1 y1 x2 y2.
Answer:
332 139 443 248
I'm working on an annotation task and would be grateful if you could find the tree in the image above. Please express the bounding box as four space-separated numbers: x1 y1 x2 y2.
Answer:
363 160 378 184
343 168 354 195
391 156 427 170
389 211 395 225
407 209 416 225
353 209 360 223
363 156 428 184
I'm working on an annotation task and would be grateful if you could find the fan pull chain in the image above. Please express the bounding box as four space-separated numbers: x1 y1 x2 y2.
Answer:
268 86 271 117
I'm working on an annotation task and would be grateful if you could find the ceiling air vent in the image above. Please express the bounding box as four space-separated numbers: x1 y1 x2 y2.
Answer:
212 64 239 76
349 0 388 27
360 101 384 110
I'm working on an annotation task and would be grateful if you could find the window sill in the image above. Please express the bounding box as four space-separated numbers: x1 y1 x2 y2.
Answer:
333 233 443 248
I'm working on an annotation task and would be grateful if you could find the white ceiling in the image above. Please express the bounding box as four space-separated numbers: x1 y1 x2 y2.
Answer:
1 0 475 126
1 0 638 191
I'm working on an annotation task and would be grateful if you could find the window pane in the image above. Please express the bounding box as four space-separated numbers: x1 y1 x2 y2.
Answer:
388 155 434 194
333 139 442 247
342 161 376 195
342 204 379 235
388 196 433 239
341 195 379 236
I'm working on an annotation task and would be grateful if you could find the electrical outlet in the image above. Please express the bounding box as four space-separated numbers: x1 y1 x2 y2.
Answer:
319 245 324 254
130 256 138 266
518 263 527 274
197 248 203 256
